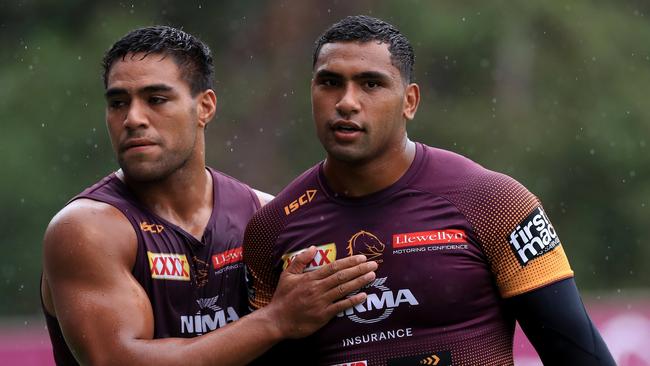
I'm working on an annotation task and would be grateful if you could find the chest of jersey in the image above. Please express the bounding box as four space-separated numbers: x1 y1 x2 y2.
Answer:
134 217 249 338
274 190 511 363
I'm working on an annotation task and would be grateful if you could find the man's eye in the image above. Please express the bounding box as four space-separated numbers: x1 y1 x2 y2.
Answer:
149 96 167 105
320 79 340 87
366 81 380 88
108 100 127 109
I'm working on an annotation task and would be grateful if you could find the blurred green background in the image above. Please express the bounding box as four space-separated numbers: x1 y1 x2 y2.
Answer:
1 0 648 318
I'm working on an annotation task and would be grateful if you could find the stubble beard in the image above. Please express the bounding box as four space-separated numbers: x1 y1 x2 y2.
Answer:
119 139 197 184
323 131 407 168
325 145 370 165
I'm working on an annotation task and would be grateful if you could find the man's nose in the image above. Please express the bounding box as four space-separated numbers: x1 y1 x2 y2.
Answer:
335 84 361 117
124 100 149 129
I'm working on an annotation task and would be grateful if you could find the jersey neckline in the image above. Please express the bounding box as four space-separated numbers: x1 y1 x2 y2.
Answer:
316 142 426 206
111 167 220 247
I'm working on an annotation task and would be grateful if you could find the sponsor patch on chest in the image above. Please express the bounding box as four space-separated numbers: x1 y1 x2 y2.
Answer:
147 251 191 281
281 243 337 272
392 229 468 248
337 277 419 324
387 351 452 366
507 207 561 266
212 247 243 270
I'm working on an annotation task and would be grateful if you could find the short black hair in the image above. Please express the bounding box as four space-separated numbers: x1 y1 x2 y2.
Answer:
313 15 414 83
102 25 213 95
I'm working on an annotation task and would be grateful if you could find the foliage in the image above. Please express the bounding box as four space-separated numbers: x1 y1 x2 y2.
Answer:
1 0 647 315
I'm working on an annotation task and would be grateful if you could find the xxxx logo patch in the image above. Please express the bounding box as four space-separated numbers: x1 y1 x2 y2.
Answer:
281 243 337 272
147 251 191 281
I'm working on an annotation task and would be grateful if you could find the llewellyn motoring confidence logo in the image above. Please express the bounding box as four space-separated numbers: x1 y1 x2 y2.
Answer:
392 229 468 248
507 207 560 266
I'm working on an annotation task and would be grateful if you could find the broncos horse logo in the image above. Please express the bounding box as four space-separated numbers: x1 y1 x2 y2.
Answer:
347 230 385 263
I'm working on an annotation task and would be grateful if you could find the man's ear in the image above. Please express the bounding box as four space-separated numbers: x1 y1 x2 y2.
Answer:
403 83 420 121
197 89 217 127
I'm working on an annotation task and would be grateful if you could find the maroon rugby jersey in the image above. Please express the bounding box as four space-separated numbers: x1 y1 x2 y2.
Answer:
244 143 573 366
43 167 259 364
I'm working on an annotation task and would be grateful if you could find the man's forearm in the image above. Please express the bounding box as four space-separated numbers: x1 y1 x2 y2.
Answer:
508 278 615 365
93 307 282 366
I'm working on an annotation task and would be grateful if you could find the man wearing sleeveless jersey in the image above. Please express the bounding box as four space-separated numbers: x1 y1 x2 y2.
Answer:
243 16 614 365
41 26 378 365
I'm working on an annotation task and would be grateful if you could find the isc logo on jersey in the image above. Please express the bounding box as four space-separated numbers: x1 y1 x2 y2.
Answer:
508 206 561 266
330 362 368 366
140 221 164 234
284 189 317 215
147 251 191 281
281 243 336 272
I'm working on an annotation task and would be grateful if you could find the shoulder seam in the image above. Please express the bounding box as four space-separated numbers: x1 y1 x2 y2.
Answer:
405 186 487 258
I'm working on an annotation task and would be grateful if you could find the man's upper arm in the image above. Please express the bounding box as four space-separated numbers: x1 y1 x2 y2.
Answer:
457 173 574 298
242 203 285 310
465 175 615 363
43 199 153 365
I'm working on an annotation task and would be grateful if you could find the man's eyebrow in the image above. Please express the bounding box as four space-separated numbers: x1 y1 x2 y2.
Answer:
353 71 391 82
141 84 173 93
314 70 392 82
314 70 342 79
105 88 127 99
105 84 174 98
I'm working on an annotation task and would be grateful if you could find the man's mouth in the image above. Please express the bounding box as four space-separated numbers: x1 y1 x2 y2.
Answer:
331 120 364 133
121 138 157 152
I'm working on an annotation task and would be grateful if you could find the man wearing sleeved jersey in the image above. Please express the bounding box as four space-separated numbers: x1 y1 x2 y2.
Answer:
243 15 615 365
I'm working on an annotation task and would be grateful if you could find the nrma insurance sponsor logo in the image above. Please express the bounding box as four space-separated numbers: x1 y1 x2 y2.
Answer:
338 277 418 324
508 206 561 266
180 296 240 335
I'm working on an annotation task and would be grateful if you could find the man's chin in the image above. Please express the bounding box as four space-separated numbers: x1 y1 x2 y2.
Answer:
325 146 369 165
119 161 170 183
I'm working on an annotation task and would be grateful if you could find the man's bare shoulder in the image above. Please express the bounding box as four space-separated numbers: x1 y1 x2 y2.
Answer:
43 198 137 274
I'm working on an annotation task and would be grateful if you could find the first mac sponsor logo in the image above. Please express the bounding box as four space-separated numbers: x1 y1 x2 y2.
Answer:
508 206 561 266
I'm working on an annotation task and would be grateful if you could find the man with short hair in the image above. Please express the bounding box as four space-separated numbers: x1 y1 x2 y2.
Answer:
41 25 377 365
244 15 615 365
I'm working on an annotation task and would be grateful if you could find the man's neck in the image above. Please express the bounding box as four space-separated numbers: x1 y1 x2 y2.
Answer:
323 140 416 198
118 161 213 240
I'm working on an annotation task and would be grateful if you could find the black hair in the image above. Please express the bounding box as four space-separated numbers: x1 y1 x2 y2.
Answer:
313 15 414 83
102 25 213 95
